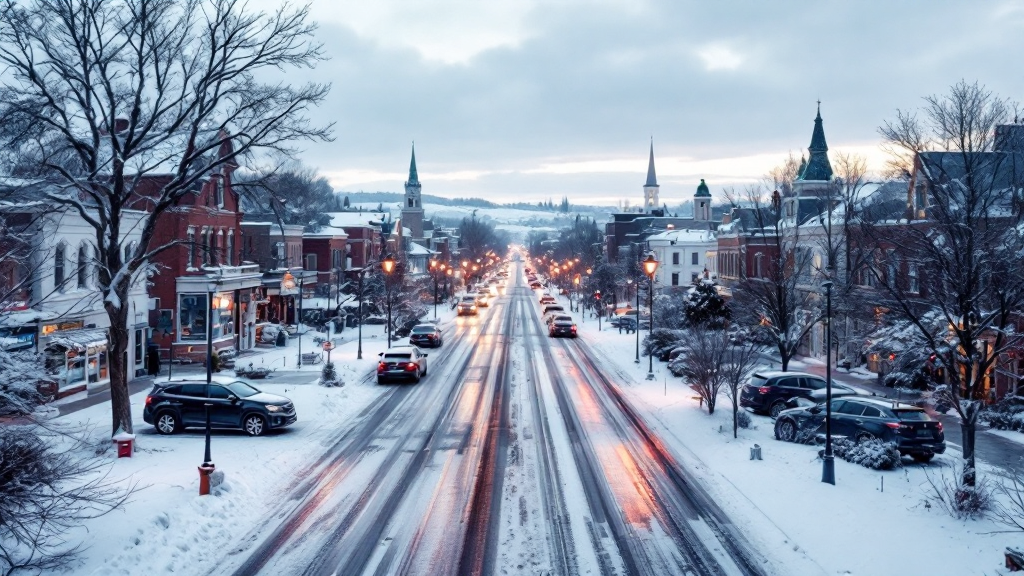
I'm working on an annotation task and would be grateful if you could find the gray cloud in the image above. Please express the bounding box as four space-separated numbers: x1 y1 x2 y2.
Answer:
281 0 1024 203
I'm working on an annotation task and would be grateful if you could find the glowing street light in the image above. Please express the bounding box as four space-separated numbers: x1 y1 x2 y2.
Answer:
643 254 659 380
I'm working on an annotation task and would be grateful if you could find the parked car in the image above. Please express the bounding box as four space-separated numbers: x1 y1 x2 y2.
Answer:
740 371 857 417
774 397 946 462
377 347 428 384
546 313 573 326
409 324 443 348
457 296 479 316
541 304 565 317
549 319 578 338
142 377 296 437
539 294 557 305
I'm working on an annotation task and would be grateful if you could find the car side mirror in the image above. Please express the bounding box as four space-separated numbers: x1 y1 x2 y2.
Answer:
378 352 384 357
808 405 822 414
228 394 238 403
422 353 428 358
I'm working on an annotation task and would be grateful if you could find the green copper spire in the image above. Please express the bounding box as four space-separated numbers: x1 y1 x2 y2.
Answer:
645 139 658 187
695 178 711 197
800 102 833 181
407 142 419 185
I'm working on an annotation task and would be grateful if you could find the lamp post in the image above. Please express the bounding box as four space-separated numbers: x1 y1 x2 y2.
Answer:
429 259 439 320
282 272 300 366
821 278 836 485
356 267 367 360
199 279 217 495
382 254 396 348
643 254 659 380
594 290 602 331
445 267 453 300
573 274 580 313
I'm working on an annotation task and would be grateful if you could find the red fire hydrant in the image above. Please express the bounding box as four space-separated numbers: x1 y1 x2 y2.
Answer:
198 464 216 496
112 432 135 458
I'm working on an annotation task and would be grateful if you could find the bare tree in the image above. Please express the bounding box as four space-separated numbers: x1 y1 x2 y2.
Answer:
868 81 1024 486
720 339 766 438
676 324 728 414
731 185 819 371
0 425 134 576
0 0 331 436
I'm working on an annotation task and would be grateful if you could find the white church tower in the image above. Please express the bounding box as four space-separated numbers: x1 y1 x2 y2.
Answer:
402 143 425 242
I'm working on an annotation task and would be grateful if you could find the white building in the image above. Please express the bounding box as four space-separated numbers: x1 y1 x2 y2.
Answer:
18 207 149 396
647 228 717 289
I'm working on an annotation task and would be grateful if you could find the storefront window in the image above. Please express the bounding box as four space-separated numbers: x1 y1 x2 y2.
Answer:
213 292 234 339
179 294 208 341
45 338 108 389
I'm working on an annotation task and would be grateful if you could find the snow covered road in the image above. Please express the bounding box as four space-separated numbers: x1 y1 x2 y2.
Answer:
208 264 779 576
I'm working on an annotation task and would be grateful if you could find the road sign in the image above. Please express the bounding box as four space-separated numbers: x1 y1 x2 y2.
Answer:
322 341 334 351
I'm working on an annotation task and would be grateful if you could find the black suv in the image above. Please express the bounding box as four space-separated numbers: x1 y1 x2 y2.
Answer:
143 377 296 437
774 397 946 462
740 371 857 417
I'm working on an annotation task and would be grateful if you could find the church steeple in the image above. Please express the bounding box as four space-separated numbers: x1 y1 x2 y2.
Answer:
643 139 660 212
799 102 833 182
407 143 419 185
645 140 658 187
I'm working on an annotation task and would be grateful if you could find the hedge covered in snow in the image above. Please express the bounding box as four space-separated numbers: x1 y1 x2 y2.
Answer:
832 438 903 470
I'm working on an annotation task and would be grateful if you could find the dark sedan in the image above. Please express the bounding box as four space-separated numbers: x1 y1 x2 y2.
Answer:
740 370 857 417
409 324 443 348
549 319 578 338
143 377 296 437
377 346 428 384
774 397 946 462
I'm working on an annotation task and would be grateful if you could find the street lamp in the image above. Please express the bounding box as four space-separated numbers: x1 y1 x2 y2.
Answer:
627 277 639 363
429 259 439 320
643 254 659 381
573 273 580 312
199 279 218 495
445 267 453 300
594 290 602 331
821 278 836 485
382 254 396 348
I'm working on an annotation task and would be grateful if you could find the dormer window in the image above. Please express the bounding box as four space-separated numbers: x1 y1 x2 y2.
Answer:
215 177 225 208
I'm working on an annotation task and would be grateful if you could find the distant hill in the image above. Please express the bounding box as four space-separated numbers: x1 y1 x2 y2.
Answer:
336 191 610 214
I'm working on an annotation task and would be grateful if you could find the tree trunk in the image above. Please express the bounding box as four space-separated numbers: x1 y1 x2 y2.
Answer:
707 395 716 415
106 300 133 436
961 419 976 486
732 401 739 439
779 344 789 371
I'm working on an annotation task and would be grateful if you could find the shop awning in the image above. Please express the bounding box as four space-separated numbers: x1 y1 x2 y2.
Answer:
47 328 108 352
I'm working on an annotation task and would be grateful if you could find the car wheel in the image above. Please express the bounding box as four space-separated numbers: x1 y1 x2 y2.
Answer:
244 414 267 436
155 411 180 435
769 401 786 418
911 452 935 463
856 432 874 443
775 419 797 442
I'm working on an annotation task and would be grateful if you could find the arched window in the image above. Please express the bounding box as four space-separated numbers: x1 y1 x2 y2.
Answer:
186 227 196 268
226 230 234 266
54 243 66 290
78 244 89 288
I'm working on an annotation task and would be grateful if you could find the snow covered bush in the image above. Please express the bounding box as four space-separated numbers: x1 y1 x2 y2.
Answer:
831 437 902 470
0 425 132 575
319 362 341 387
925 463 993 520
0 349 54 416
683 279 730 328
736 410 752 429
642 328 685 361
979 395 1024 433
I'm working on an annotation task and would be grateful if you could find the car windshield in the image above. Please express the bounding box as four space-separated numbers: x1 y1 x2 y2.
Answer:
384 353 412 361
461 296 476 302
895 409 931 421
411 326 436 334
750 375 768 387
224 381 260 398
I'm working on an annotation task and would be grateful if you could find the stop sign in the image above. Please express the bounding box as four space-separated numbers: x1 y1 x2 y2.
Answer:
322 341 334 351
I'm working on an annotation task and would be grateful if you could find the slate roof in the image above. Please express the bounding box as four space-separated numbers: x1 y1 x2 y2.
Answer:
645 141 658 187
798 104 833 182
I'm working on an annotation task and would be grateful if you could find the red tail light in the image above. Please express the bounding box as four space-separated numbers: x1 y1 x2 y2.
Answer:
377 362 386 372
758 386 770 394
571 326 577 332
405 362 418 371
885 422 902 430
145 395 153 405
936 422 943 432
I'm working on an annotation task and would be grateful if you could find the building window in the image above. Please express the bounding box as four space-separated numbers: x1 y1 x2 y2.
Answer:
274 242 285 269
54 243 66 290
77 244 88 288
226 232 234 266
754 254 763 278
908 262 919 294
178 294 208 341
305 253 316 271
671 272 679 286
215 177 225 208
691 272 699 282
187 228 196 268
202 230 211 265
886 250 897 287
691 252 698 265
134 329 144 369
672 252 679 265
124 241 136 265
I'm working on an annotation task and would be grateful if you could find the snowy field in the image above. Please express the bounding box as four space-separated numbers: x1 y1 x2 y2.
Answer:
574 312 1017 576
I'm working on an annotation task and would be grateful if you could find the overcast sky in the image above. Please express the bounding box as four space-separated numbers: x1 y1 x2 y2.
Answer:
253 0 1024 206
